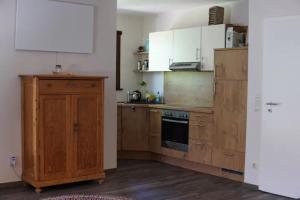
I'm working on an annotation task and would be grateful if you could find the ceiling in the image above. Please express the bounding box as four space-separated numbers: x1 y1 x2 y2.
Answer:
117 0 241 15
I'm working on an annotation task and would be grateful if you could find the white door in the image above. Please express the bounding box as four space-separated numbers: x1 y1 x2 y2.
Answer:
201 24 226 71
260 16 300 199
173 27 201 63
149 31 173 71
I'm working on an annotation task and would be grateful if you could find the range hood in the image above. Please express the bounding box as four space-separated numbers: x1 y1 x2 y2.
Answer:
169 62 201 71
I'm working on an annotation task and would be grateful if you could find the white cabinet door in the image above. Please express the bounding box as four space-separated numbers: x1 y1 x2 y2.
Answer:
173 27 201 63
201 24 226 71
149 31 173 71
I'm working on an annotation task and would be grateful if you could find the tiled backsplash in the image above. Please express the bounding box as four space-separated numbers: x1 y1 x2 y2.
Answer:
164 72 214 107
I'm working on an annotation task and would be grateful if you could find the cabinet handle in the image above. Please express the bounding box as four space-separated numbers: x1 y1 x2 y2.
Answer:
73 123 79 133
223 153 234 157
67 82 76 87
131 106 136 111
196 48 199 60
214 80 217 97
47 83 52 87
90 83 97 88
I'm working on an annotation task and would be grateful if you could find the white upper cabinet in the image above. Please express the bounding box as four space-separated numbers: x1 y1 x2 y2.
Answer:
201 24 226 71
149 31 173 71
148 24 226 72
173 27 201 63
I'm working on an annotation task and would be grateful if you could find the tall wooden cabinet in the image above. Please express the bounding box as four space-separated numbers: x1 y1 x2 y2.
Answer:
20 75 106 192
212 48 248 173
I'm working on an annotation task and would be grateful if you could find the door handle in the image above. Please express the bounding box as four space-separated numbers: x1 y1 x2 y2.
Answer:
266 102 281 106
73 123 79 133
196 48 200 60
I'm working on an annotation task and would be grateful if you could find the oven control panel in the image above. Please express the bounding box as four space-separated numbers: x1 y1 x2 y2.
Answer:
162 110 189 120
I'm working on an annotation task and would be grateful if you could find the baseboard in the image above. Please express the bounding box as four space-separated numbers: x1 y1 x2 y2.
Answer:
104 168 117 175
117 151 152 160
0 181 23 189
118 151 244 182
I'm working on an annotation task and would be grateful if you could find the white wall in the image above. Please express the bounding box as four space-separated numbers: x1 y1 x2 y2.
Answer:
0 0 117 183
245 0 300 185
117 14 144 101
141 0 249 94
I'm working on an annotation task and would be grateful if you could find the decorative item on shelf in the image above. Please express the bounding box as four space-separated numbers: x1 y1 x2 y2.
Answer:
142 59 149 71
209 6 224 25
137 46 145 52
137 61 142 71
53 64 62 73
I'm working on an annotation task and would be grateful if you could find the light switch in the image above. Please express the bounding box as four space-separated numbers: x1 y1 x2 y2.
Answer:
254 95 261 112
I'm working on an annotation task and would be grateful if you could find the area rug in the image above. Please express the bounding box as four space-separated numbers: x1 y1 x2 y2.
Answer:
42 195 133 200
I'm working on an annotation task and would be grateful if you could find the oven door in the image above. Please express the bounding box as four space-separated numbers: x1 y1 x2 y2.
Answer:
161 117 189 152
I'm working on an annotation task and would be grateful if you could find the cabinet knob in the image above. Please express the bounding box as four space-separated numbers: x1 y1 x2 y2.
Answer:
131 106 136 111
73 123 80 133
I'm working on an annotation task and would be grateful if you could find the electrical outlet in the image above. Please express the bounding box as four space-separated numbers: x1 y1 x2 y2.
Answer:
9 156 16 167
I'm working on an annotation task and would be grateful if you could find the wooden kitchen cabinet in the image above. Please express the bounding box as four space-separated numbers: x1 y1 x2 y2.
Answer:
186 112 214 165
121 106 149 151
213 80 247 152
149 109 162 154
213 48 248 173
20 75 106 192
214 48 248 80
117 106 122 151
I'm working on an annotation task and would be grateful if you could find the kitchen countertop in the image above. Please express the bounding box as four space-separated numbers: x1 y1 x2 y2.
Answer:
117 102 214 114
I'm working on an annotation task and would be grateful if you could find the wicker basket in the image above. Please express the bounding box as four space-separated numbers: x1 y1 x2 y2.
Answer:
209 6 224 25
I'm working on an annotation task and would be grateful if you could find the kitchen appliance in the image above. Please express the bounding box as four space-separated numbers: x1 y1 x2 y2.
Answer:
161 110 189 152
169 62 201 71
127 90 142 102
226 26 248 48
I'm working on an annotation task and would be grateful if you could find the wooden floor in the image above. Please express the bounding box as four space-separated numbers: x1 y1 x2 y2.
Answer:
0 160 292 200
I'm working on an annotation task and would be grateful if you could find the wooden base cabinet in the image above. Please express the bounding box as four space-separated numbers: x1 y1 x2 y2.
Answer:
20 75 106 192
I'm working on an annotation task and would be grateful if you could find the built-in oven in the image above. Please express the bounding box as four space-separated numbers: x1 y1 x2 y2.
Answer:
161 110 189 152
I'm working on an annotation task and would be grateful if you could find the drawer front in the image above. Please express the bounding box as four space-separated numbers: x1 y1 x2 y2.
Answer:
39 80 100 94
189 121 214 142
212 148 245 172
186 140 212 165
190 113 213 123
149 135 161 154
161 147 185 159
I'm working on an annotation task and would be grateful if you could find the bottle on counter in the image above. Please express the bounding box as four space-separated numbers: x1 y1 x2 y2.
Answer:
127 91 132 103
156 91 161 104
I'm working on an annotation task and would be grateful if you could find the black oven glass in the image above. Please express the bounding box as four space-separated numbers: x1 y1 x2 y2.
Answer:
161 116 189 152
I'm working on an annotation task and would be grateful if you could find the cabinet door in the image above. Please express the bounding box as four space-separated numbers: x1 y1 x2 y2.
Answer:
214 49 248 80
117 106 122 151
201 24 226 71
214 80 247 152
149 31 173 71
122 106 149 151
73 95 103 176
186 140 212 165
149 109 161 136
173 27 201 63
39 95 72 181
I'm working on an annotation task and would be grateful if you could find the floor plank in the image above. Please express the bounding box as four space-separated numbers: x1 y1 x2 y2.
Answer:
0 160 292 200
